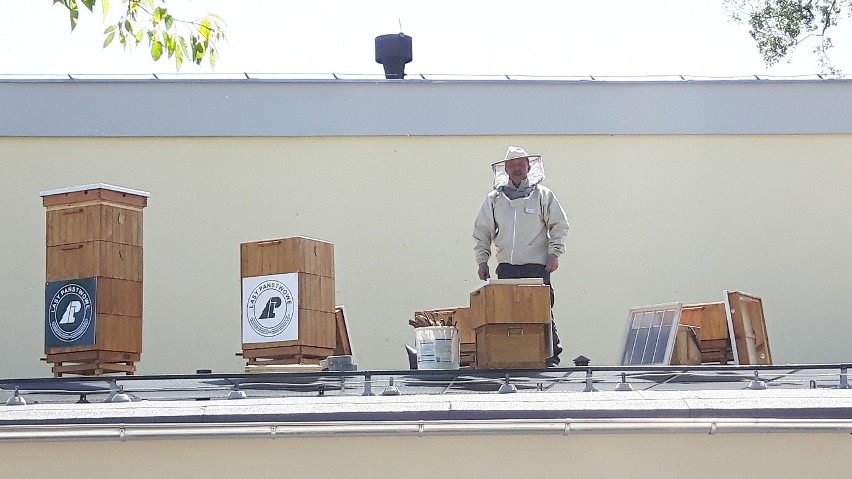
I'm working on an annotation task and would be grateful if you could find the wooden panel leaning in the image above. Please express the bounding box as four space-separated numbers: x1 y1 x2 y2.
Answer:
240 237 336 367
724 290 772 365
41 184 149 377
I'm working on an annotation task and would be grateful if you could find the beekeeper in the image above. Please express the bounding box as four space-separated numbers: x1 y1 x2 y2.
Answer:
472 145 570 367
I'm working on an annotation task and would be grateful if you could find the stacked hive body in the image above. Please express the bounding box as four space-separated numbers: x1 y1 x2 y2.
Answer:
41 184 149 377
469 280 551 369
240 237 336 367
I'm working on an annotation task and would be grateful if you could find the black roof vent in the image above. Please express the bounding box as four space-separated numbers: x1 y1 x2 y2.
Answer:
375 33 412 79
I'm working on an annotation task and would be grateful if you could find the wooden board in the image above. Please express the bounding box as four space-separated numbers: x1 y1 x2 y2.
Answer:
474 323 548 369
45 350 140 363
46 203 143 246
46 241 143 282
240 237 334 278
334 305 353 356
725 290 772 365
242 345 334 360
469 284 551 330
670 325 702 365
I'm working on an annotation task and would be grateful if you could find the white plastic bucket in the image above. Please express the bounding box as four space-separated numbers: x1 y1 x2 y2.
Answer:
414 326 460 370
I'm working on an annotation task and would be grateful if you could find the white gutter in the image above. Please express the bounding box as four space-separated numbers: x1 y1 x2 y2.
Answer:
0 418 851 442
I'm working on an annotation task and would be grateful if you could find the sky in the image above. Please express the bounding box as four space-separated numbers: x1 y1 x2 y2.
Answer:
1 0 851 78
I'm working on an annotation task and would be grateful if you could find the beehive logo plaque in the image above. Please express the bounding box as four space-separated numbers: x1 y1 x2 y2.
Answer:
242 273 299 343
45 278 96 348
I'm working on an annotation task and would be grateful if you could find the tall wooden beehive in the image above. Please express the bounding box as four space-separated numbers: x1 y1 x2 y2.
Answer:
239 236 336 366
41 184 149 376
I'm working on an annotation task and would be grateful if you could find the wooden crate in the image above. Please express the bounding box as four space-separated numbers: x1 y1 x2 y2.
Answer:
240 236 334 278
680 302 734 365
474 323 548 369
41 184 149 376
469 283 551 330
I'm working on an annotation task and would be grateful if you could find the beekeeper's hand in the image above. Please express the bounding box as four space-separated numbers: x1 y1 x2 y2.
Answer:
478 262 490 281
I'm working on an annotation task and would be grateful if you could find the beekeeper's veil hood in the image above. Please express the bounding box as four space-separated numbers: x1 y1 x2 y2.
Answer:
491 146 545 189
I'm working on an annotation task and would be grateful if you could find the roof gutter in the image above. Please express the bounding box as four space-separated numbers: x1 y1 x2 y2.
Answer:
0 418 851 442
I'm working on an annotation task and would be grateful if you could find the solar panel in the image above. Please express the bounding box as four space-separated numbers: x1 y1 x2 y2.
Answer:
619 303 683 365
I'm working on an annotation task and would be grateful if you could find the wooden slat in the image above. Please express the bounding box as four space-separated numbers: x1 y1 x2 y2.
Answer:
46 350 140 362
334 306 353 356
247 357 323 366
242 345 334 360
52 361 136 377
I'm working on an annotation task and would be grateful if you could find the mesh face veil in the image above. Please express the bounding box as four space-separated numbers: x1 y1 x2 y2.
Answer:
491 156 545 189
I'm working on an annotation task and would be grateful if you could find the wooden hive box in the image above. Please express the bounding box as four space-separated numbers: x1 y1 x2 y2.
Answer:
469 280 551 329
240 237 336 359
475 323 549 369
41 184 149 376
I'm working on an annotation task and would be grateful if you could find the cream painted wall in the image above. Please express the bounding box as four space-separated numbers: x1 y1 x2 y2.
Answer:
0 433 848 478
1 135 851 377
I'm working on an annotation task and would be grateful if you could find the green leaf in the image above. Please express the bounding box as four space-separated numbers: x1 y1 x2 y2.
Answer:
102 0 109 17
81 0 95 12
103 25 116 34
151 40 163 60
209 48 216 69
174 46 183 71
135 30 143 42
124 20 132 33
103 31 116 47
69 6 79 31
199 19 211 40
165 15 173 30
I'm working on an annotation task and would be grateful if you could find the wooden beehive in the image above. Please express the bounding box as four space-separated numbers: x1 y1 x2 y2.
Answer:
240 237 336 364
41 184 149 376
470 280 551 369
